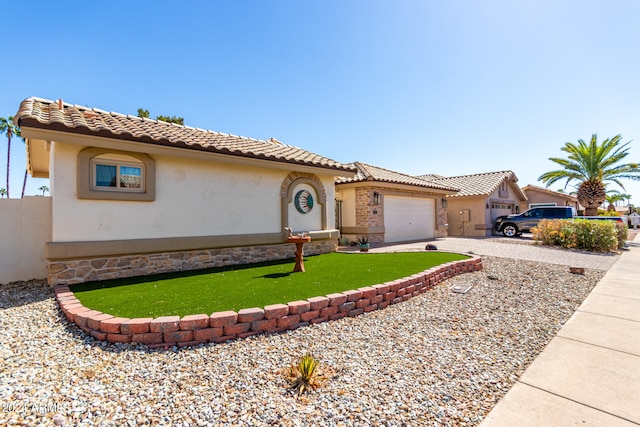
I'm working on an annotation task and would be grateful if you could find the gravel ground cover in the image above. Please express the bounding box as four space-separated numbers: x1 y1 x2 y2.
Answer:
0 256 603 426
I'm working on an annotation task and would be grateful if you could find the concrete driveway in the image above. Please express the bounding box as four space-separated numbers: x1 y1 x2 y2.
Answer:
341 235 621 271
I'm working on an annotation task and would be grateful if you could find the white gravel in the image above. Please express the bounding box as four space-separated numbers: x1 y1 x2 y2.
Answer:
0 256 604 426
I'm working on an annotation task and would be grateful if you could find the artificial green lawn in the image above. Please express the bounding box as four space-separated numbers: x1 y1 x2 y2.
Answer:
70 252 468 317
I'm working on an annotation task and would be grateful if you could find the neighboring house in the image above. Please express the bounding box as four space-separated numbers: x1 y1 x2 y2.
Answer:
520 184 580 212
335 162 458 244
421 171 527 237
15 97 356 285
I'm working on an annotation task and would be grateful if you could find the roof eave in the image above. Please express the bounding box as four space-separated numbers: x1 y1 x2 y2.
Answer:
17 118 357 175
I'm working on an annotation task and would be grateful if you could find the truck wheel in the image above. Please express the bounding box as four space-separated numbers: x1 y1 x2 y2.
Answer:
502 224 518 237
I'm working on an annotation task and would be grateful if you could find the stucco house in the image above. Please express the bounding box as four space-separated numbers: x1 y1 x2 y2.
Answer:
420 171 527 237
520 184 580 212
335 162 458 244
14 97 356 285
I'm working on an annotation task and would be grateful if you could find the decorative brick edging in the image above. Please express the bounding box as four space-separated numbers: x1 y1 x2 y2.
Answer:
55 255 482 349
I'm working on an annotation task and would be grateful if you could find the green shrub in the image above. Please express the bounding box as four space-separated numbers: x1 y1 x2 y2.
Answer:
615 222 628 250
531 219 576 248
532 219 622 252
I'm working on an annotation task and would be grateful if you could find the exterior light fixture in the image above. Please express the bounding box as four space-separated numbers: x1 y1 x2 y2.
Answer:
373 192 380 205
441 198 448 208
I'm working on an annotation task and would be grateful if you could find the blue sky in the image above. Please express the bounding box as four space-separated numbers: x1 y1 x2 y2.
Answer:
2 0 640 204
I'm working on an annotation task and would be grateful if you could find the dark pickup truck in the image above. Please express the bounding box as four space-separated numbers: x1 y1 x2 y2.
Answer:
494 206 623 237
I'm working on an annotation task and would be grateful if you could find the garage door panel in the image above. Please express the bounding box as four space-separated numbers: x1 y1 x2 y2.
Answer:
384 196 435 243
491 203 513 222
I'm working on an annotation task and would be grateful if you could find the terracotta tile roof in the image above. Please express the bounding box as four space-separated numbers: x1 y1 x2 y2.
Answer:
336 162 458 192
419 170 527 199
521 184 578 201
14 97 356 174
418 173 445 181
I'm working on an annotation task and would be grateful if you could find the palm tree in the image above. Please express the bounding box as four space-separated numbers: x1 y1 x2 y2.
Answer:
605 190 625 211
12 126 29 198
38 185 49 196
0 188 6 198
539 134 640 216
0 116 18 198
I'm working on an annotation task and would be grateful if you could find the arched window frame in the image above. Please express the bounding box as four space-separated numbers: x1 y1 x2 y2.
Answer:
77 147 155 201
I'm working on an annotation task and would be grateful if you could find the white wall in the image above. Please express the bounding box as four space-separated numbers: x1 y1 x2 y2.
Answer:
0 197 51 284
52 141 336 242
287 183 322 233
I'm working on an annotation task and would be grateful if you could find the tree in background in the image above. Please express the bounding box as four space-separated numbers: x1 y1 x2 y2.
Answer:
13 126 29 198
539 134 640 216
0 188 6 198
137 108 184 125
0 116 18 198
38 185 49 196
605 190 625 211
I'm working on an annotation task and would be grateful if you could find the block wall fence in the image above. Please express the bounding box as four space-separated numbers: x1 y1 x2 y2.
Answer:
55 255 482 349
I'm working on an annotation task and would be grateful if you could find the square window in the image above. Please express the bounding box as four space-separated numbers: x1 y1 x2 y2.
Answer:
119 166 142 189
95 164 117 187
78 148 155 202
91 159 144 192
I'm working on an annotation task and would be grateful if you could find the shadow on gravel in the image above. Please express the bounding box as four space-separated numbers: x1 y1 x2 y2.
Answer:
0 279 52 309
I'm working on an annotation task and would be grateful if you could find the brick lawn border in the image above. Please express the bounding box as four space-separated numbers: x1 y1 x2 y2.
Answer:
55 255 482 349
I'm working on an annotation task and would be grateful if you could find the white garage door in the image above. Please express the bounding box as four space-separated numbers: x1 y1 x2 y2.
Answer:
491 203 513 223
384 196 435 243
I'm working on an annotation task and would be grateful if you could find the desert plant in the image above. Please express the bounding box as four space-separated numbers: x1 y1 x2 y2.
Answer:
533 219 620 252
532 219 577 248
357 236 369 245
284 353 329 397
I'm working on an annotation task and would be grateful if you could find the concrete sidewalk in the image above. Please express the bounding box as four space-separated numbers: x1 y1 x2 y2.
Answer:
480 234 640 426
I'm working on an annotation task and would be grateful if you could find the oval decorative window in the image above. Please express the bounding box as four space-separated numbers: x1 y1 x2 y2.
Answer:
294 189 314 214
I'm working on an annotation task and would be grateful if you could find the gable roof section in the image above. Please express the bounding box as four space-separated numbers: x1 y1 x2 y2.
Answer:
420 170 527 199
521 184 578 201
336 162 458 192
14 97 356 174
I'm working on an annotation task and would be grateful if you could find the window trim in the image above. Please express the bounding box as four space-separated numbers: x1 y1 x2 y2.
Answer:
78 147 155 201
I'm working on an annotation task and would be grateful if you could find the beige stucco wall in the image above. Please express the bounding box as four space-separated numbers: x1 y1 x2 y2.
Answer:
51 141 336 242
338 187 356 228
521 189 579 211
0 197 51 284
446 196 489 237
447 181 525 237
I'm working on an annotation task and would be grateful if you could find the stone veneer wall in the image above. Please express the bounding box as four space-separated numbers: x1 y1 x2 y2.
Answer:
55 255 482 349
437 206 448 238
355 187 385 244
48 240 337 286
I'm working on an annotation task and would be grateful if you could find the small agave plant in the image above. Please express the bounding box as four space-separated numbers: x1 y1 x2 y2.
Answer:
284 353 329 397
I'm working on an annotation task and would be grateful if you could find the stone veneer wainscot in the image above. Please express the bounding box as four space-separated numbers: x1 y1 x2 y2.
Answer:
55 255 482 349
48 240 336 286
